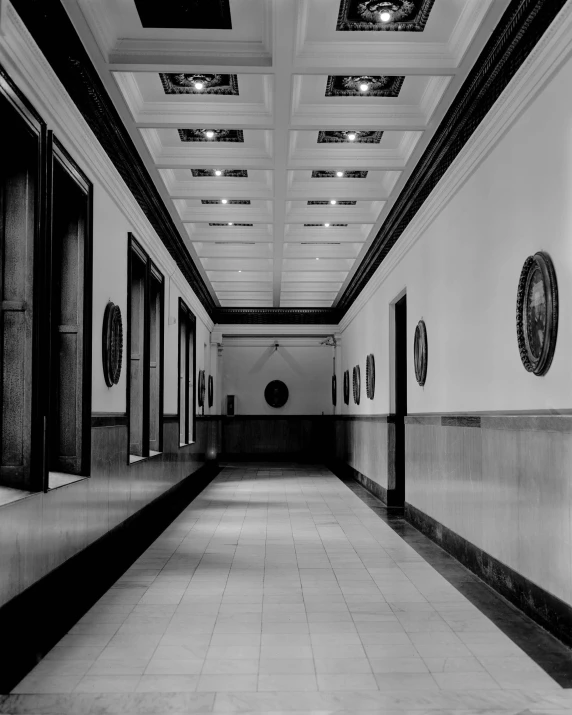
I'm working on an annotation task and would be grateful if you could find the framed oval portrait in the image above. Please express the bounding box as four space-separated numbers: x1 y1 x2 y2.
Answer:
353 365 361 405
414 320 428 387
366 354 375 399
198 369 206 406
516 251 558 376
102 301 123 387
207 374 214 407
264 380 289 408
343 370 350 405
331 374 337 406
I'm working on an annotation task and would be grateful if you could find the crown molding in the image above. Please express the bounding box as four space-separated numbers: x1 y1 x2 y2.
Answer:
336 0 572 317
339 0 572 332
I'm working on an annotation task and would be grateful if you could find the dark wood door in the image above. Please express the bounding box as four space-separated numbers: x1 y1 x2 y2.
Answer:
391 294 407 506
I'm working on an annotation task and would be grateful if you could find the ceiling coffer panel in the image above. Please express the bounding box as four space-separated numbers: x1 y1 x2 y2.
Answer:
325 75 404 97
178 129 244 143
133 0 232 29
160 74 239 95
336 0 435 32
317 131 383 144
191 170 248 178
311 171 368 179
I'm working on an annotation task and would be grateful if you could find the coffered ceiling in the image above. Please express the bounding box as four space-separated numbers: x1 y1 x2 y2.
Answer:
64 0 510 311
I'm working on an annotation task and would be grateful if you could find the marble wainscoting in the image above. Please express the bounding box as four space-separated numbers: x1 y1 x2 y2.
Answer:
330 415 396 505
0 414 220 692
404 412 572 647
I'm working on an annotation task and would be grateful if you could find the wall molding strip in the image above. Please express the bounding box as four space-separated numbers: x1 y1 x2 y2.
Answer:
338 0 572 329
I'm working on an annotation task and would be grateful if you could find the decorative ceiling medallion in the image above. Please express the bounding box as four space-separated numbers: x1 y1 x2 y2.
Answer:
326 75 404 97
178 129 244 143
134 0 232 29
516 252 558 376
265 380 289 408
318 130 383 144
304 223 348 227
191 169 248 178
201 199 251 205
308 200 356 205
336 0 434 32
414 320 428 386
353 365 361 405
311 170 367 178
343 370 350 405
160 73 239 95
209 222 253 226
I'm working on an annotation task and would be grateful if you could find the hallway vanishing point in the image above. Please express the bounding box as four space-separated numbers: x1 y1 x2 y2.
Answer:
4 463 572 715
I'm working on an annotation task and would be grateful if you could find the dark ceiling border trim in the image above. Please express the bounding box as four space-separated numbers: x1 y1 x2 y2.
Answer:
337 0 568 313
10 0 566 326
10 0 218 319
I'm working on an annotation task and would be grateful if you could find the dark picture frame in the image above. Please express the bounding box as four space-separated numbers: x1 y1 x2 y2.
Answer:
414 320 428 387
516 251 558 376
343 370 350 405
353 365 361 405
366 354 375 399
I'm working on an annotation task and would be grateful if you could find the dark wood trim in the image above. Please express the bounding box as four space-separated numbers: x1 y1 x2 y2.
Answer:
333 414 396 422
336 0 568 313
405 502 572 650
406 412 572 432
91 413 128 428
163 413 178 423
0 461 221 694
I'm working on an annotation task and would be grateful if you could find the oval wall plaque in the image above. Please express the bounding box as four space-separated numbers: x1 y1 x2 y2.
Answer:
414 320 428 386
516 251 558 376
198 370 206 406
366 353 375 399
264 380 289 408
343 370 350 405
102 302 123 387
353 365 361 405
208 374 214 407
331 374 337 406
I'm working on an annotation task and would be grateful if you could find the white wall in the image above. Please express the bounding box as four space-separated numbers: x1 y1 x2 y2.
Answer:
340 48 572 414
222 343 333 415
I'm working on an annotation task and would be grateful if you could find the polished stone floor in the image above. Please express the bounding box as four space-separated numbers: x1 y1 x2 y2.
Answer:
4 463 572 714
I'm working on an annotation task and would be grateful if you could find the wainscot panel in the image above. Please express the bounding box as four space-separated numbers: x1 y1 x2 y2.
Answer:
404 411 572 647
329 415 396 505
221 415 331 460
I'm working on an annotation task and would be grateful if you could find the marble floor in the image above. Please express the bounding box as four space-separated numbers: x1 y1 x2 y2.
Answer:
3 463 572 714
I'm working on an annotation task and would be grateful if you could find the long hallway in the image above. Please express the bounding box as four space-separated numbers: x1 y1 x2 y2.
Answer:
3 464 572 714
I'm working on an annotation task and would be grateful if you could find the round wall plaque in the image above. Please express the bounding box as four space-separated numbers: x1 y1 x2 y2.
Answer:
264 380 289 408
414 320 428 386
343 370 350 405
366 354 375 399
208 374 214 407
198 370 206 407
102 301 123 387
516 251 558 376
331 374 337 406
353 365 361 405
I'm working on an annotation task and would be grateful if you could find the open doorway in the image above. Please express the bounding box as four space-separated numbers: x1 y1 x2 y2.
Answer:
390 293 407 506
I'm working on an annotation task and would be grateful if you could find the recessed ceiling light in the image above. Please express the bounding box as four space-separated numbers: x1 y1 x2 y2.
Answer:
347 132 357 141
379 11 392 22
336 171 344 178
215 170 222 176
221 199 228 204
194 81 205 90
359 83 369 92
205 130 215 139
228 222 233 226
316 257 320 260
330 200 337 205
238 270 242 272
324 223 330 227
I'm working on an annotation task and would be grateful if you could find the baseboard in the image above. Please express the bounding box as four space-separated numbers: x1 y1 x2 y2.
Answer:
405 502 572 649
328 458 394 505
0 461 221 694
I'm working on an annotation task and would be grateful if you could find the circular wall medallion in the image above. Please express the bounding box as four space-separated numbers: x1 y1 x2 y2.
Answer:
343 370 350 405
516 252 558 376
102 302 123 387
353 365 361 405
366 354 375 399
414 320 428 386
208 375 214 408
264 380 289 408
198 370 206 407
331 374 337 406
